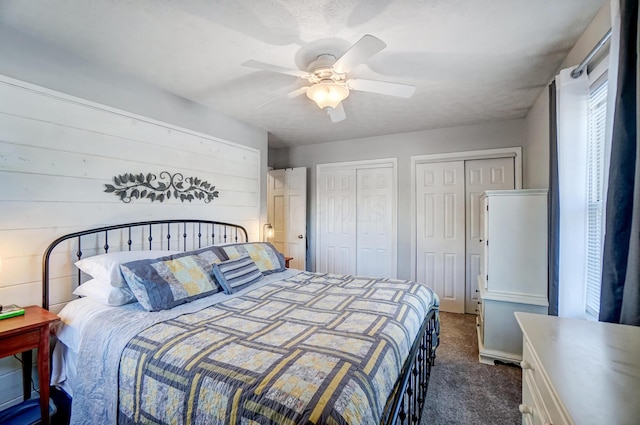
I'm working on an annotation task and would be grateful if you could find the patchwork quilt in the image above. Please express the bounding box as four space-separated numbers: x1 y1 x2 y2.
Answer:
117 272 438 424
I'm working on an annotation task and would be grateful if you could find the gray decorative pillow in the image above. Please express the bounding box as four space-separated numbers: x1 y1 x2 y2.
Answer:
120 246 227 311
212 255 263 294
220 242 286 274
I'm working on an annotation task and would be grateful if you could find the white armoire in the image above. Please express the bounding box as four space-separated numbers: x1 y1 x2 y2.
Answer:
476 189 548 365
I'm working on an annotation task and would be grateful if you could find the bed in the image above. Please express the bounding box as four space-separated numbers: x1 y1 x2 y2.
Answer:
43 219 439 425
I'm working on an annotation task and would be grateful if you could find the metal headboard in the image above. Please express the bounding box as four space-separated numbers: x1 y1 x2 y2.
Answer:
42 219 249 309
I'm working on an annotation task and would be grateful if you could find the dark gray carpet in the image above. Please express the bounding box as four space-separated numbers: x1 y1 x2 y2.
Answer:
422 313 522 425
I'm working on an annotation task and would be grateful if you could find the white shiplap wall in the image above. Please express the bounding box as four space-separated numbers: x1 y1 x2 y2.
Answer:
0 75 261 409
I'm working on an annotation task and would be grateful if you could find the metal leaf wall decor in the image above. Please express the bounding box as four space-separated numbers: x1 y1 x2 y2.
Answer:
104 172 220 203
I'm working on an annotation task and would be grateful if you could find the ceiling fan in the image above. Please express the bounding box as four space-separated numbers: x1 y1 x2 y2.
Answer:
242 35 416 123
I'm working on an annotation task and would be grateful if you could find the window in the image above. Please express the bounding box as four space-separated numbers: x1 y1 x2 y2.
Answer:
556 57 611 319
584 70 608 320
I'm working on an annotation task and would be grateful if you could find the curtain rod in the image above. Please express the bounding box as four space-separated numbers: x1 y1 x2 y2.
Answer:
571 28 612 78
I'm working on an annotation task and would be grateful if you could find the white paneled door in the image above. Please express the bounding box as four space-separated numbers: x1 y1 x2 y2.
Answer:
356 167 396 278
464 158 515 313
267 168 307 270
317 168 357 274
414 156 516 313
317 159 397 278
416 161 466 313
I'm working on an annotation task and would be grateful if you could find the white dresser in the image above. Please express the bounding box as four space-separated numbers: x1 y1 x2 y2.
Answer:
476 189 548 364
515 312 640 425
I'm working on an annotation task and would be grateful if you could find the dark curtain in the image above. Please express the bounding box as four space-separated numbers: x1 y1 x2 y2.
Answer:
599 0 640 326
548 81 559 316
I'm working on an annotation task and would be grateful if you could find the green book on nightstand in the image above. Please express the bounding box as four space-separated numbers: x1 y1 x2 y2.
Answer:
0 304 25 320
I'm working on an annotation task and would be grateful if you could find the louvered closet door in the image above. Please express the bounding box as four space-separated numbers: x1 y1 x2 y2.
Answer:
317 169 357 274
415 161 466 313
464 158 515 313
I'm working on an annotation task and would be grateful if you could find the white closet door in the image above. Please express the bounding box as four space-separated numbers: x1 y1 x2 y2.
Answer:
416 161 466 313
267 168 307 270
464 158 515 313
356 167 396 278
317 169 357 274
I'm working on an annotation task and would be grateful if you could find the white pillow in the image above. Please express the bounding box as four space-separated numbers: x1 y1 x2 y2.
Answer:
75 250 180 287
72 279 136 306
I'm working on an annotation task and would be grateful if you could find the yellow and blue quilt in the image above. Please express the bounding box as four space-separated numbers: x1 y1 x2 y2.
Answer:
116 272 438 424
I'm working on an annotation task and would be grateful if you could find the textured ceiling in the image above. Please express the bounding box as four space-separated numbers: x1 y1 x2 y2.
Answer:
0 0 605 148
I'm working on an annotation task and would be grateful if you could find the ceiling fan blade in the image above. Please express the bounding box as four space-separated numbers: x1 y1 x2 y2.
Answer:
333 34 386 74
328 103 346 123
286 86 308 98
347 78 416 98
256 86 309 109
242 59 310 78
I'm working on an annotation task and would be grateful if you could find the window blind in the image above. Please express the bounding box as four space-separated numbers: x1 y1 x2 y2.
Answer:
585 79 607 319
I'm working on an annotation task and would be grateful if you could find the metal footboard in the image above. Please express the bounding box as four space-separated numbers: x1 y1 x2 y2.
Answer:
381 308 439 425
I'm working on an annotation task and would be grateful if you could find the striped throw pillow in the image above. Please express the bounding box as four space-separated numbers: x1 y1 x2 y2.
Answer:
212 255 263 294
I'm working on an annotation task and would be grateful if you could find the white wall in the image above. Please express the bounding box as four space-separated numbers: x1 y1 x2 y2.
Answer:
0 76 262 308
0 27 267 154
0 26 267 410
0 75 263 410
0 25 268 228
524 2 611 188
270 119 527 277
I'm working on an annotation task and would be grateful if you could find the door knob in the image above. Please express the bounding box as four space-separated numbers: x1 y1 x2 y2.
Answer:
298 235 304 239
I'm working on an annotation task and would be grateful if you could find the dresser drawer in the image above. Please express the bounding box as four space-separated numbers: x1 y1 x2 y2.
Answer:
521 370 549 425
522 339 571 425
0 329 40 357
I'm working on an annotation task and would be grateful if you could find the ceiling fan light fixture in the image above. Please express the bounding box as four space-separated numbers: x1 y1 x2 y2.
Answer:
306 81 349 110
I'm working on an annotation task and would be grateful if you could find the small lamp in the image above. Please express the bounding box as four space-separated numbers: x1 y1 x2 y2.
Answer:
263 223 274 241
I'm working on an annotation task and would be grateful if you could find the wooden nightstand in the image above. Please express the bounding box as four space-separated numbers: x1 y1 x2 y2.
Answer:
0 306 60 425
284 256 293 268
